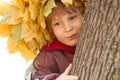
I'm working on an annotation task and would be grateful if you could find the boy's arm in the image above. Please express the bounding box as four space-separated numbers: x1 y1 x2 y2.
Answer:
31 67 59 80
25 50 78 80
25 64 78 80
30 50 60 80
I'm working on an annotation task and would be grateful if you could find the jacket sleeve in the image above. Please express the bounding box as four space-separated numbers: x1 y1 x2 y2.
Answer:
31 50 60 80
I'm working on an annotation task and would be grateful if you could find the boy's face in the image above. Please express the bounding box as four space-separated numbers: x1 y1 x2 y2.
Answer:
50 8 82 46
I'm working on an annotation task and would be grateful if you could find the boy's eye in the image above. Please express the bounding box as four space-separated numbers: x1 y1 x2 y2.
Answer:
54 22 60 26
69 15 77 20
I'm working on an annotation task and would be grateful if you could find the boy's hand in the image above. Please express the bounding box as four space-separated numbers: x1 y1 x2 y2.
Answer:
56 64 79 80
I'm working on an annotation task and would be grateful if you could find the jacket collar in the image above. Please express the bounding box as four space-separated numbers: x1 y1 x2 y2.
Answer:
43 38 75 54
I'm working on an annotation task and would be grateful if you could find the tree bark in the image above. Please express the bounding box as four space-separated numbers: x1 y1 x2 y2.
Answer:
71 0 120 80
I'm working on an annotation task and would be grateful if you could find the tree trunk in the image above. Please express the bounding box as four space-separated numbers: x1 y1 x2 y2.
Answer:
71 0 120 80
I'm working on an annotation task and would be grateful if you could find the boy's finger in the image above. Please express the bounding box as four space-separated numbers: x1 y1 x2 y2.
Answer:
68 75 79 80
64 64 72 75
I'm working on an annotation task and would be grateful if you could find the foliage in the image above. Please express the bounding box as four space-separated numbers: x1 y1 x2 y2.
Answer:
0 0 87 61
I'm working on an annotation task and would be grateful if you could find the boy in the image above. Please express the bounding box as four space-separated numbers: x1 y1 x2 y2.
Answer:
30 0 84 80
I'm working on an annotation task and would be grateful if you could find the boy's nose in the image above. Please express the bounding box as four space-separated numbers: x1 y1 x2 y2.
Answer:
63 21 72 32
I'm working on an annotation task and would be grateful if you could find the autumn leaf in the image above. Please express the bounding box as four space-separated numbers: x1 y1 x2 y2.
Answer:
0 24 10 37
11 23 22 43
0 0 87 61
29 0 41 20
11 0 25 12
73 0 88 7
37 15 46 29
23 30 42 43
41 0 56 17
23 7 30 21
1 6 23 25
7 37 37 61
61 0 72 6
0 1 12 15
24 0 29 3
26 38 39 50
16 41 37 61
21 22 33 38
20 49 36 61
7 37 19 53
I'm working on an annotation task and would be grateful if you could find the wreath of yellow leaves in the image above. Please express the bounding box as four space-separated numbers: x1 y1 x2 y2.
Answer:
0 0 87 61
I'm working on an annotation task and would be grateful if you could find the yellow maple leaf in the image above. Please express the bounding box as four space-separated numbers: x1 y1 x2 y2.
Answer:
61 0 72 6
41 0 56 17
24 0 29 3
16 41 37 61
21 22 33 38
11 0 25 12
29 0 41 20
73 0 88 7
7 37 37 61
0 24 11 37
7 37 19 53
37 15 46 29
23 30 42 43
0 1 12 15
11 24 22 43
20 49 37 62
23 7 30 21
26 38 39 50
1 7 23 25
0 0 87 61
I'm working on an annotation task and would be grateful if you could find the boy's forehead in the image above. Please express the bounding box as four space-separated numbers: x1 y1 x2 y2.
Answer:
53 6 68 13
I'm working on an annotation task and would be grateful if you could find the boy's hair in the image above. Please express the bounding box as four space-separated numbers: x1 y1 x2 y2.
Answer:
46 0 85 43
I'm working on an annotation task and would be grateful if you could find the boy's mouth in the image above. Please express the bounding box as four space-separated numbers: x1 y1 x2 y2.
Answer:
67 33 77 40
